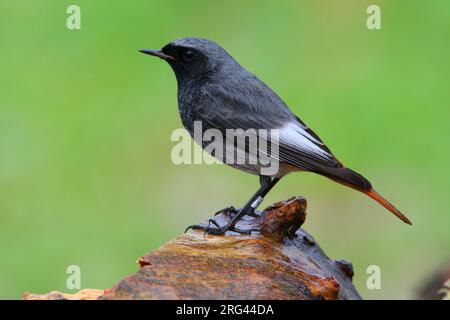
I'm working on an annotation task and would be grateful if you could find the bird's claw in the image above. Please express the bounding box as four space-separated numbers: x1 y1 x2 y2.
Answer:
185 220 258 236
214 206 260 218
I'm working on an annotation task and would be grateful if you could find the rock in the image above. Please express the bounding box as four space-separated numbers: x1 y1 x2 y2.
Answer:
23 289 104 300
24 196 361 300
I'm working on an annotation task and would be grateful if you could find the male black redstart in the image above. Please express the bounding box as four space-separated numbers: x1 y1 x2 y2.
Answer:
140 37 411 234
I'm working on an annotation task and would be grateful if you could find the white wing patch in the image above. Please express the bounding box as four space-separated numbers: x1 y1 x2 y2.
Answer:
279 122 333 161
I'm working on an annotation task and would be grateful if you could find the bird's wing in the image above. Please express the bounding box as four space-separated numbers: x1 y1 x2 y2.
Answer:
192 79 343 172
277 121 342 170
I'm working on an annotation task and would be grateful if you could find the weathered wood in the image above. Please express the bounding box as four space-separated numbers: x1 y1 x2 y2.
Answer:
23 196 361 300
23 289 104 300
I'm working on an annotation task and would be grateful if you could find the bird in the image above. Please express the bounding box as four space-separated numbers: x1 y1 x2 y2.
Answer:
140 37 411 235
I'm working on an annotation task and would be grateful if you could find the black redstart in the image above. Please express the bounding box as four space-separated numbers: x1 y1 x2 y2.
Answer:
140 37 411 235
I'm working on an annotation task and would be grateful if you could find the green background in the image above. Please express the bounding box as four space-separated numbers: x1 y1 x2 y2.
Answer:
0 0 449 299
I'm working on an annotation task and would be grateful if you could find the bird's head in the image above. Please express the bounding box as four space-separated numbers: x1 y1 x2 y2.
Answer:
140 37 235 83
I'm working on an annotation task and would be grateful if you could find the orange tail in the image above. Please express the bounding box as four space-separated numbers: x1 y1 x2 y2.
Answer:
322 167 411 225
364 189 412 225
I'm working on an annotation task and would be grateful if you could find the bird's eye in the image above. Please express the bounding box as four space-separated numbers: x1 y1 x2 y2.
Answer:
182 49 196 61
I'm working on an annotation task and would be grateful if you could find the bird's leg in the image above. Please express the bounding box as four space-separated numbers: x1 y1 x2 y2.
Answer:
214 176 272 218
186 176 280 235
259 175 272 188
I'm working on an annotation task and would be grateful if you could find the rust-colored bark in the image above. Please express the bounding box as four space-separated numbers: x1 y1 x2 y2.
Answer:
23 196 361 300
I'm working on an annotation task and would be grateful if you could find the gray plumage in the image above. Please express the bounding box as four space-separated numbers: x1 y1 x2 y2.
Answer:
140 37 412 226
158 37 370 189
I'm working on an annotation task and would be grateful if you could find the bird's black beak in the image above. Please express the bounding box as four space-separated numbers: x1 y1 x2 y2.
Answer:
139 49 175 61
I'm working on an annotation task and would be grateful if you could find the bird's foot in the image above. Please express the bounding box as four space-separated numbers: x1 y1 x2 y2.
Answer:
214 206 238 216
214 206 261 218
185 219 259 236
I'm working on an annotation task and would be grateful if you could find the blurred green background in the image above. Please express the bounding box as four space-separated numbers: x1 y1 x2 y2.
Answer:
0 0 449 299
